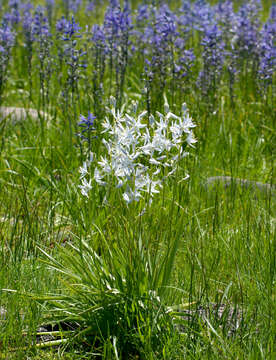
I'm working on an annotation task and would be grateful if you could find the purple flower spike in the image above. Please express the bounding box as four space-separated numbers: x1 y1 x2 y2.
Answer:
79 112 96 126
78 113 97 142
61 16 81 41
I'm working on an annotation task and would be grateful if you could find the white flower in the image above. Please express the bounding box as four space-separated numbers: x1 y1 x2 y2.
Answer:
79 161 88 179
98 156 112 174
79 178 92 197
102 117 112 133
182 113 196 131
94 167 106 186
79 97 196 204
166 111 179 121
123 186 141 204
149 158 161 166
126 113 147 133
186 132 197 147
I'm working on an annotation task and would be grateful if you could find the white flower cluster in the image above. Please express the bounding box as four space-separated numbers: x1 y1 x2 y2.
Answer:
79 97 196 203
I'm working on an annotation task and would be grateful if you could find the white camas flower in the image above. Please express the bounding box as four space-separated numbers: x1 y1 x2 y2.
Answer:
78 98 196 203
79 161 89 179
79 177 92 198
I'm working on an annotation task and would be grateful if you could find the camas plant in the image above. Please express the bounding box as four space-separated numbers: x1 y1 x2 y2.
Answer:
257 16 276 93
79 97 196 203
21 97 196 358
103 0 132 105
197 24 225 101
0 23 14 105
3 0 21 27
31 6 52 113
57 15 87 141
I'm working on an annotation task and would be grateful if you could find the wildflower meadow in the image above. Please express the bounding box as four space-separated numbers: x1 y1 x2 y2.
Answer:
0 0 275 359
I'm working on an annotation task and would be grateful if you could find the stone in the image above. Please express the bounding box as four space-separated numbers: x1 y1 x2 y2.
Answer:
0 107 50 124
206 176 275 196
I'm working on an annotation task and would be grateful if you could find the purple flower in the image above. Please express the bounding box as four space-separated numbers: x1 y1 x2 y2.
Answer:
257 22 276 86
32 6 51 40
3 0 21 26
22 8 33 34
78 113 97 142
20 2 33 13
56 16 68 33
0 24 15 49
91 24 105 44
198 24 225 95
0 24 15 103
193 0 215 31
136 4 149 23
68 0 82 14
215 0 236 43
232 0 262 59
57 16 86 103
79 112 96 131
175 49 196 78
60 16 81 41
103 2 132 49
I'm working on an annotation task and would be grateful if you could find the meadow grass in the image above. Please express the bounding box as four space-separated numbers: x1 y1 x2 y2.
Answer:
0 0 275 359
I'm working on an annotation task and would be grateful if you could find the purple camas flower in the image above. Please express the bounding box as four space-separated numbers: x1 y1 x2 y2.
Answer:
31 7 53 111
59 16 86 71
56 16 68 33
179 0 213 33
61 15 81 41
156 5 178 40
79 112 96 131
136 4 149 23
68 0 82 13
257 21 276 88
102 1 132 104
20 1 33 13
143 6 178 69
58 16 86 120
0 24 15 103
143 5 178 51
201 25 225 68
0 24 15 62
3 0 21 26
91 24 106 47
175 49 196 79
32 6 51 40
22 9 33 36
178 0 192 29
232 0 262 66
78 112 96 142
0 24 15 50
192 0 215 31
198 24 225 96
103 1 132 52
215 0 236 45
